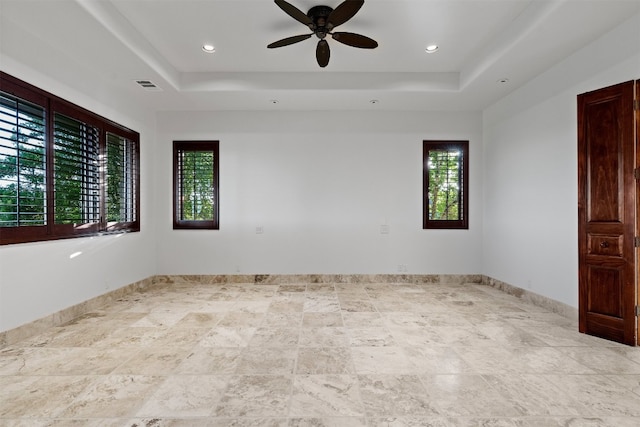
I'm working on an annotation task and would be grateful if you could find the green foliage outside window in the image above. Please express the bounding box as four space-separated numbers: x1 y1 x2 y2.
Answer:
53 113 100 225
178 150 215 221
427 149 461 221
106 132 137 223
0 94 46 227
1 104 138 229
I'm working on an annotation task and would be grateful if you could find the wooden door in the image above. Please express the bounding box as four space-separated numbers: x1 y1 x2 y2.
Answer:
578 80 637 346
637 81 640 342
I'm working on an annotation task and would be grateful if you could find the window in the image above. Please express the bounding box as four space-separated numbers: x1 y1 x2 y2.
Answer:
0 72 140 245
423 140 468 229
53 111 101 233
105 131 139 230
173 141 219 229
0 91 46 231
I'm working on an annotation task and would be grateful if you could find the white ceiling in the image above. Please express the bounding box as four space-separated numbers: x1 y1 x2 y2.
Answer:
1 0 639 112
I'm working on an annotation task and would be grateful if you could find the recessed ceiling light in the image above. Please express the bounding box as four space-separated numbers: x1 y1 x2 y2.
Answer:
497 78 510 84
369 99 379 104
202 44 216 53
270 99 279 104
425 44 439 53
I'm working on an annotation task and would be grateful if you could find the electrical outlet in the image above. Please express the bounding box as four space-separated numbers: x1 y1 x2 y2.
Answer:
380 225 390 234
256 226 264 234
397 264 408 273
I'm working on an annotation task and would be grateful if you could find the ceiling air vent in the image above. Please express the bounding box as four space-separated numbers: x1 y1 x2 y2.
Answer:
135 80 163 91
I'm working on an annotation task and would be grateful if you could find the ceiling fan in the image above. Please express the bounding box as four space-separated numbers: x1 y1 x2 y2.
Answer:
267 0 378 68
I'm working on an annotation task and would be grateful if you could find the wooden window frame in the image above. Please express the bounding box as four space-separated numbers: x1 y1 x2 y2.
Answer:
0 72 140 245
173 140 220 230
423 140 469 230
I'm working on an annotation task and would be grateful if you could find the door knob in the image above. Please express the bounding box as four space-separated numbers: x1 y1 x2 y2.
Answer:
600 241 610 248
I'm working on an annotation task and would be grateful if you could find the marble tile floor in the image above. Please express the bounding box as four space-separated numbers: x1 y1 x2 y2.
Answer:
1 281 640 426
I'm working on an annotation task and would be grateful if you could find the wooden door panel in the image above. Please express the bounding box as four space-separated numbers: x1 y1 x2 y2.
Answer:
587 234 623 257
586 100 622 222
585 314 625 343
586 265 622 317
578 80 636 346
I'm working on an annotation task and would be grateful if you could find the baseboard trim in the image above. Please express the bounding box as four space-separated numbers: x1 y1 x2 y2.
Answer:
0 273 575 348
481 275 578 321
0 277 154 349
152 274 483 285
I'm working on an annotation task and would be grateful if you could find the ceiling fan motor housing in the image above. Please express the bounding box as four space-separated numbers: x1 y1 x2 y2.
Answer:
308 5 334 36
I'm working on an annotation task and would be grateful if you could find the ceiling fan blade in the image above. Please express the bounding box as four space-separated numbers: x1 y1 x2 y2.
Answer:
327 0 364 28
274 0 313 27
331 32 378 49
268 34 312 48
316 39 330 68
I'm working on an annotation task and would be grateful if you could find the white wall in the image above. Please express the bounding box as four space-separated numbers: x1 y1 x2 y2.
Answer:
155 111 483 275
482 13 640 307
0 59 157 332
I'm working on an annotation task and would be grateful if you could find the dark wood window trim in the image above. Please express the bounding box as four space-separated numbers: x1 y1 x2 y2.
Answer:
0 72 140 245
423 140 469 230
173 141 219 230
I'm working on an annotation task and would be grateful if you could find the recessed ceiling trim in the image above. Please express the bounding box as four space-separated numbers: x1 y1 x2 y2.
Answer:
74 0 180 90
459 0 564 90
180 72 460 92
